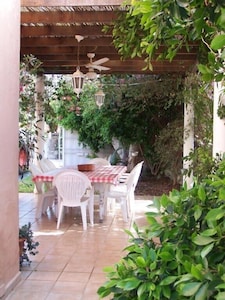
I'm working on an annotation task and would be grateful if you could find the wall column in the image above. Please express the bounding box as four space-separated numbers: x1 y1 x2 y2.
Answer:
213 81 225 157
0 1 21 298
183 101 194 188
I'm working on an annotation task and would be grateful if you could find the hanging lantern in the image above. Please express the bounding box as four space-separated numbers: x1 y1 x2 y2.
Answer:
95 88 105 108
72 67 84 97
72 35 85 97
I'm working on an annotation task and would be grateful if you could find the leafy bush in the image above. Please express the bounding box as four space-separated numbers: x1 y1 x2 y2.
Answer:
153 119 183 185
98 159 225 300
19 175 34 193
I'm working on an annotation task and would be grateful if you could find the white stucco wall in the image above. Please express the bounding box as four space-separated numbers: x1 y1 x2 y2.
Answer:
62 129 91 166
0 1 21 297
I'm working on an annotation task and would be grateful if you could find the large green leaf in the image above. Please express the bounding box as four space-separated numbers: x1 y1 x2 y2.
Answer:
159 251 174 261
136 256 146 267
216 292 225 300
206 208 225 221
191 265 203 281
160 276 177 285
198 64 213 75
201 243 214 258
174 274 194 286
198 185 206 201
195 282 208 300
116 277 141 290
201 228 217 237
194 206 202 221
137 282 148 298
210 34 225 50
192 235 215 246
218 187 225 199
181 282 202 296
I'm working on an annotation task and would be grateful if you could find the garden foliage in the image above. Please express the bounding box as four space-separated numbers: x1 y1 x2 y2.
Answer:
98 159 225 300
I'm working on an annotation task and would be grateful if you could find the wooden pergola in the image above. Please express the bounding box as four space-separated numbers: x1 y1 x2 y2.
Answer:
21 0 198 76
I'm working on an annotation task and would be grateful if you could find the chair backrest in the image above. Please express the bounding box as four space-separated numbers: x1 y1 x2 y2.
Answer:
29 162 43 176
29 163 43 193
40 158 56 172
89 158 110 166
45 159 57 170
126 161 144 193
53 170 92 207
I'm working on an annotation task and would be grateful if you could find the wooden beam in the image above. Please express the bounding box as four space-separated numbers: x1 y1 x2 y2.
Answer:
33 53 197 63
21 36 114 47
21 11 118 24
21 45 198 57
21 46 119 55
41 64 193 75
41 59 195 67
21 0 124 6
21 24 112 37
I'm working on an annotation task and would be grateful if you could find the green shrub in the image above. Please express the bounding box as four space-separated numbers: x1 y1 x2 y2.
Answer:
19 175 34 193
98 160 225 299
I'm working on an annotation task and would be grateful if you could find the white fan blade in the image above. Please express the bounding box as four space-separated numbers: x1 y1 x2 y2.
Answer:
93 65 110 71
92 57 109 65
86 63 110 71
96 65 110 71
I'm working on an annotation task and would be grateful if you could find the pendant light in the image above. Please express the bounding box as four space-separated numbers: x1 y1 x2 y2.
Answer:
72 35 85 97
95 84 105 108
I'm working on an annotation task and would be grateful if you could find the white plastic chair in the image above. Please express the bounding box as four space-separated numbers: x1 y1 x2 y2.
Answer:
106 161 144 222
53 170 94 230
89 158 111 220
89 157 110 166
29 163 56 219
39 158 57 172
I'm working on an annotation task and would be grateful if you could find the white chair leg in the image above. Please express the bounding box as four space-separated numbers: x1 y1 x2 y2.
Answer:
128 192 135 218
53 198 58 217
120 197 129 222
110 198 116 212
42 198 50 214
35 193 43 219
88 193 94 226
57 204 64 229
80 205 87 230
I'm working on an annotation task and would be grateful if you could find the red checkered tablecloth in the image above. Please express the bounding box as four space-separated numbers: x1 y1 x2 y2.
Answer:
32 165 127 185
83 165 127 185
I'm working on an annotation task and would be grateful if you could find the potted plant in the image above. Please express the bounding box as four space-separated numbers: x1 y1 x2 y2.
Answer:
19 222 39 266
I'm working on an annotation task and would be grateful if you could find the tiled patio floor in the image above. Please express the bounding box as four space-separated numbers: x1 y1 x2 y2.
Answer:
6 193 154 300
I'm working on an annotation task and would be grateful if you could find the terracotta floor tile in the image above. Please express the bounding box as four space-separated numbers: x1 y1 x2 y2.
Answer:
50 281 86 294
58 271 90 282
28 271 61 281
6 290 49 300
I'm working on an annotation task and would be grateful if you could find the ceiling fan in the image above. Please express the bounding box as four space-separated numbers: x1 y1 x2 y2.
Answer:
85 53 110 80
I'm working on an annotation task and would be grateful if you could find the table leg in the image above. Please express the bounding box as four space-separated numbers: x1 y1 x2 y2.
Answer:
93 183 107 222
99 191 104 223
35 193 43 219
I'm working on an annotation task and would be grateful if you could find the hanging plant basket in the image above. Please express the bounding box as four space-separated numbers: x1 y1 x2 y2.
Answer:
217 103 225 119
19 222 39 267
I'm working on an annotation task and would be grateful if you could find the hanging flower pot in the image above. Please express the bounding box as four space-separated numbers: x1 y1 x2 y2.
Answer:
66 95 72 101
69 105 76 112
75 106 81 116
19 238 26 257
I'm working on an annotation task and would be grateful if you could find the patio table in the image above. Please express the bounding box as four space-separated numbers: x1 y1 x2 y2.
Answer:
32 165 127 222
